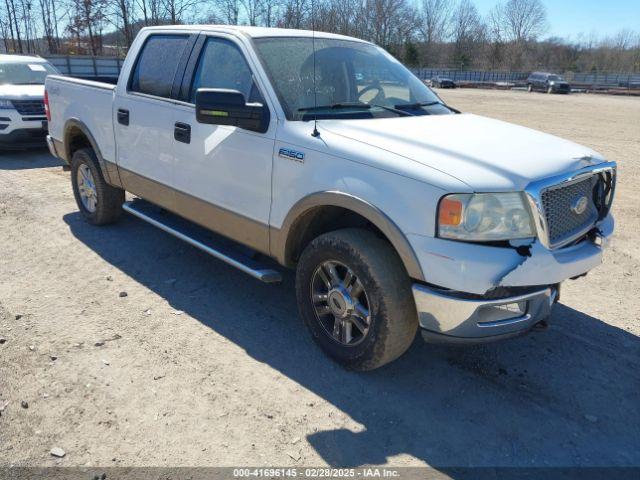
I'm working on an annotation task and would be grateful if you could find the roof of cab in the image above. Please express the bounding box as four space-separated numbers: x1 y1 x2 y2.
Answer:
139 25 370 43
0 54 48 63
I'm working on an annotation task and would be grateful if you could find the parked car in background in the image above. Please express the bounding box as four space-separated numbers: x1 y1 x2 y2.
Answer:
527 72 571 94
0 55 58 150
431 76 456 88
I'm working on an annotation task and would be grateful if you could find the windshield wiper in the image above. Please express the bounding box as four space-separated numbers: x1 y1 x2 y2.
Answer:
298 102 370 112
298 102 412 116
394 100 460 113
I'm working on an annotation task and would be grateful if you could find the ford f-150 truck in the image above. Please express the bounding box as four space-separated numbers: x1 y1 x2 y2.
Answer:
45 26 616 370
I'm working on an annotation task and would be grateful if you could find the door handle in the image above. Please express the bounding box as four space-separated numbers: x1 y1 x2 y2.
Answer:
174 122 191 144
117 108 129 126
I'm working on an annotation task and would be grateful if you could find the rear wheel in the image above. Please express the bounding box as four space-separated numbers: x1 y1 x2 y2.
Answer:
71 148 124 225
296 229 418 370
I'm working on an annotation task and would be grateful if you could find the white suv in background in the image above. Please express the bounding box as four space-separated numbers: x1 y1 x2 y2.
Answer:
0 54 58 149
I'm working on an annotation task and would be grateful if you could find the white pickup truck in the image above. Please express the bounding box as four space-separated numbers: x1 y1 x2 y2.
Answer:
45 26 616 370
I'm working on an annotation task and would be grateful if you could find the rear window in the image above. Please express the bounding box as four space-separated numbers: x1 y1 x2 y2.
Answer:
129 35 189 98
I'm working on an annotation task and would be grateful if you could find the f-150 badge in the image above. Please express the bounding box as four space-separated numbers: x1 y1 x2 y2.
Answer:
278 148 305 163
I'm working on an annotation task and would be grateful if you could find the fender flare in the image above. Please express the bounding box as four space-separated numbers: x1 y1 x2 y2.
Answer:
273 191 425 281
63 118 122 188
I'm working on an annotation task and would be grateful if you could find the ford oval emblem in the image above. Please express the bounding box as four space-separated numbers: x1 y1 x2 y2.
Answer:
571 196 589 215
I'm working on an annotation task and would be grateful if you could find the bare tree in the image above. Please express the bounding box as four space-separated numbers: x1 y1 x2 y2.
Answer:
498 0 547 43
487 0 546 69
260 0 280 27
39 0 61 53
0 0 637 75
137 0 164 25
239 0 263 26
101 0 134 47
67 0 106 54
277 0 309 29
419 0 451 64
213 0 240 24
5 0 23 52
419 0 450 43
163 0 199 24
450 0 484 67
363 0 417 51
21 0 34 52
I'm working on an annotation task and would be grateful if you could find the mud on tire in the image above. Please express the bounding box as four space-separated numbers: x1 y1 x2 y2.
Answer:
296 228 418 370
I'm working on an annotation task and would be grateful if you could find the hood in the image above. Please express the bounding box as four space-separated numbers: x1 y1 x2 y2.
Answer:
0 83 44 100
319 113 603 191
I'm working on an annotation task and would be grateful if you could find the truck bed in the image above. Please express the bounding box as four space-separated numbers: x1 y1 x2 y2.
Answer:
46 75 117 163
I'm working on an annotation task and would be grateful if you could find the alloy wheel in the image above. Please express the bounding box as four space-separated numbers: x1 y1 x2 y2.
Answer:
311 260 371 346
77 163 97 213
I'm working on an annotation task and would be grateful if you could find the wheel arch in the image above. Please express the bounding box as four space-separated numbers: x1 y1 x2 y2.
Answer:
273 191 425 281
63 118 122 188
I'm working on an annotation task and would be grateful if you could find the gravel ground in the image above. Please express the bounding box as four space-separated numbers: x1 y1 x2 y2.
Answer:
0 89 639 469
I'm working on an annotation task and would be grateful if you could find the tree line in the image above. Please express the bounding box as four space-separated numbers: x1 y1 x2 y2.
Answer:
1 0 639 73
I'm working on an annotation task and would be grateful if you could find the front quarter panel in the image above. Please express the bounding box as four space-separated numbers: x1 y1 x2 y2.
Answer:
270 121 469 280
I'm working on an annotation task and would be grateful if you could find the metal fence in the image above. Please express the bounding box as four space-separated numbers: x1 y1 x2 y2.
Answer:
44 55 123 81
567 72 640 88
411 68 640 89
412 68 529 83
43 55 640 89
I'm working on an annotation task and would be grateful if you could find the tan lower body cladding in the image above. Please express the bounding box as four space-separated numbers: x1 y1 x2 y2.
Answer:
116 165 270 255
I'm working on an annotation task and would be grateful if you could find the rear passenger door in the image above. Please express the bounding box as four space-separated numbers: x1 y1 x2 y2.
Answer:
114 33 195 206
170 34 276 254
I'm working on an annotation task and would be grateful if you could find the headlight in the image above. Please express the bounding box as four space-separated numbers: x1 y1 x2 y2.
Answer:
0 99 13 109
438 193 534 241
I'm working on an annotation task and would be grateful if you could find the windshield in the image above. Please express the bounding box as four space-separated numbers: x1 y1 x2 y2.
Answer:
253 37 453 121
0 62 58 85
548 74 563 81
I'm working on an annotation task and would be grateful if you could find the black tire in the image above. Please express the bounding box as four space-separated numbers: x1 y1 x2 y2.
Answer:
547 85 553 94
296 228 418 370
527 84 533 92
70 148 124 225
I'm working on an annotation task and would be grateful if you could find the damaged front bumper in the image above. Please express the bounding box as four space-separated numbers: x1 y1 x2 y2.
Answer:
408 213 613 343
414 285 557 343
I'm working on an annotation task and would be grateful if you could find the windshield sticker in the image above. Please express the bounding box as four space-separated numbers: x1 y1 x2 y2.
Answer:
28 64 47 72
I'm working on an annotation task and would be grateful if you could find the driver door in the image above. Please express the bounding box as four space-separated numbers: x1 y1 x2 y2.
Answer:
171 35 276 254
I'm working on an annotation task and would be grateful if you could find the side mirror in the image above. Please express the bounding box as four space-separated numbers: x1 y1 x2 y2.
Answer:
195 88 269 133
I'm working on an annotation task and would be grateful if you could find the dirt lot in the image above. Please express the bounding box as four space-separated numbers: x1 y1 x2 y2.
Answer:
1 89 639 470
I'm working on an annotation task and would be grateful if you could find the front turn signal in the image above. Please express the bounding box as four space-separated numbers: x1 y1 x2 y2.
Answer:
438 197 463 226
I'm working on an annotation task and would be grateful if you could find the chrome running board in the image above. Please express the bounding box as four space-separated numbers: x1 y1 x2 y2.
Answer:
123 200 282 283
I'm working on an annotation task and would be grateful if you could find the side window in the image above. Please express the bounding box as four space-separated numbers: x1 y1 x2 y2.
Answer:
190 37 262 103
130 35 190 98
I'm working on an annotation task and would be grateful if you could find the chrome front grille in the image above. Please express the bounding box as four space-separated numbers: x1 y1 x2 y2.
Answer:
525 162 617 250
11 99 45 116
541 175 599 246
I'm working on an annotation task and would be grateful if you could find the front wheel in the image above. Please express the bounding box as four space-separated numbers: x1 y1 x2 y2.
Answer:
527 84 533 92
296 229 418 370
